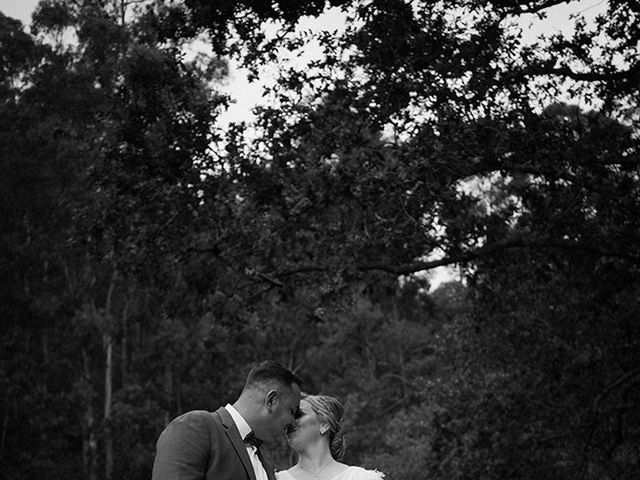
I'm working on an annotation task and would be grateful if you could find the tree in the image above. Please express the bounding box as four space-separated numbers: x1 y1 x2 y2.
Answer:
2 0 640 479
190 1 640 478
1 1 227 478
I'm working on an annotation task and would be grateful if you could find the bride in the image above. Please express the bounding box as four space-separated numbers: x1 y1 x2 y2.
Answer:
277 394 385 480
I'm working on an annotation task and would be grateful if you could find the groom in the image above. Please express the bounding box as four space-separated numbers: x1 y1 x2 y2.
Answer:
152 360 302 480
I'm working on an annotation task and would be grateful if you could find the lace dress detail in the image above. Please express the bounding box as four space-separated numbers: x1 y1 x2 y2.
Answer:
276 466 385 480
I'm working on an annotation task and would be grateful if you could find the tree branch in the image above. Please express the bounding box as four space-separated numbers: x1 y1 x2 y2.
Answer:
274 238 640 279
510 62 640 84
256 272 284 288
359 239 640 276
441 155 640 187
507 0 571 15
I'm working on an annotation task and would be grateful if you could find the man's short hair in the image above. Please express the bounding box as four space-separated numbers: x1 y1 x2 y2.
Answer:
244 360 302 391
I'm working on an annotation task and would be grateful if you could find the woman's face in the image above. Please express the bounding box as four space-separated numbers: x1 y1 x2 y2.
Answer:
286 398 324 450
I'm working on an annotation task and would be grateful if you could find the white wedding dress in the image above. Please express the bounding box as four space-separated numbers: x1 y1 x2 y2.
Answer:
276 466 385 480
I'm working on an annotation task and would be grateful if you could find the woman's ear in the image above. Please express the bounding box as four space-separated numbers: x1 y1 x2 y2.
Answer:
319 424 329 435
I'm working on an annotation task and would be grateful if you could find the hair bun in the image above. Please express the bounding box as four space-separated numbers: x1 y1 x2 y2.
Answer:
330 430 346 460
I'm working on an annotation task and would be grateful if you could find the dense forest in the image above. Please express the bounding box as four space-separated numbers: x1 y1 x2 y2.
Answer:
1 1 639 479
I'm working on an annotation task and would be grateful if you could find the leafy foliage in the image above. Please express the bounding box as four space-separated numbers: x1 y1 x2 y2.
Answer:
1 1 639 479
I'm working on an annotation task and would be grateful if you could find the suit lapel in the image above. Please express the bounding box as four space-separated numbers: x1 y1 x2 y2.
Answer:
257 448 276 480
216 407 257 480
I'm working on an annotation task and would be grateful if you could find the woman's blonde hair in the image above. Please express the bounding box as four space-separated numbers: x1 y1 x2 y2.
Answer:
302 393 346 460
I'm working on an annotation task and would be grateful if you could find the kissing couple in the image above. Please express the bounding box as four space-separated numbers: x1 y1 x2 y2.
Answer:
152 360 385 480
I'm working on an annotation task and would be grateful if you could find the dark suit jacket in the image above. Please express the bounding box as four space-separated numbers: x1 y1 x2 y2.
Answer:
151 407 277 480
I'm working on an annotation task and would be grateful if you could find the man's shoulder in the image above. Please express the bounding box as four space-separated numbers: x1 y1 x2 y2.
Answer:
168 409 226 430
183 409 223 417
174 409 215 420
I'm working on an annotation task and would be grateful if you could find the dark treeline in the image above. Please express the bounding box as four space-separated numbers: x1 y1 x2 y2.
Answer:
1 1 639 479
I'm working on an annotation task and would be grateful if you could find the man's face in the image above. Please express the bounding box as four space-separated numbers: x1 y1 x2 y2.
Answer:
264 383 301 442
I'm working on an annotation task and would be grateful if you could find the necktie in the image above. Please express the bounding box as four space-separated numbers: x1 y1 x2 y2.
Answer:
244 431 262 449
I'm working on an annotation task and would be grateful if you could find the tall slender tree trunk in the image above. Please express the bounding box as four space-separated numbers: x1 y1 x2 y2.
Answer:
164 364 173 425
391 299 408 402
0 410 8 459
82 348 97 480
121 293 130 384
104 333 113 480
104 269 117 480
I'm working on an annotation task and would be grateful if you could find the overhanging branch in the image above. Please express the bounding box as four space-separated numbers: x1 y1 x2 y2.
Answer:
359 239 640 275
509 62 640 84
275 239 640 279
507 0 570 15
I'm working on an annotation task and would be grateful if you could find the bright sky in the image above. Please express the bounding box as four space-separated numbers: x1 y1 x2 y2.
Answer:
1 0 608 125
0 0 608 290
0 0 39 23
1 0 607 121
0 0 609 33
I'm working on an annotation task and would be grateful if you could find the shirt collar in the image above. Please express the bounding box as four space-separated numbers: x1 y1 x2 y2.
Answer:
225 403 252 440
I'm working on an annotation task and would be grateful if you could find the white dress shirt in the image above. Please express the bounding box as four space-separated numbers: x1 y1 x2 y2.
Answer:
225 404 269 480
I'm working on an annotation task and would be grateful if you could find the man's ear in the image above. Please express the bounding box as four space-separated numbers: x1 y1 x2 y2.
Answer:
265 390 278 411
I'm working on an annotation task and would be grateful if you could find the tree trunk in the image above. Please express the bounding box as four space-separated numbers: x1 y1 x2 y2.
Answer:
391 299 408 402
121 296 130 384
104 333 113 480
104 270 117 480
82 348 97 480
0 410 8 459
164 364 173 425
